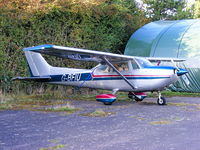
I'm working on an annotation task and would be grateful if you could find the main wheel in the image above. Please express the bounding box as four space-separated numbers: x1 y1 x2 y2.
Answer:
157 97 166 105
128 95 134 99
103 102 113 105
135 97 143 102
128 93 134 99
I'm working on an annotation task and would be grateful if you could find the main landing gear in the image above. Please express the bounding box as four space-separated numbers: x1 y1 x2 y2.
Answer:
128 91 167 105
157 91 166 105
128 92 147 102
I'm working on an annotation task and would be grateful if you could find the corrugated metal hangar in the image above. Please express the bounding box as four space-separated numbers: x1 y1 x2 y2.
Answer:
125 19 200 92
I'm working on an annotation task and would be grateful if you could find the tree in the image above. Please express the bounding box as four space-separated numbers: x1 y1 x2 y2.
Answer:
192 1 200 18
0 0 148 94
143 0 193 21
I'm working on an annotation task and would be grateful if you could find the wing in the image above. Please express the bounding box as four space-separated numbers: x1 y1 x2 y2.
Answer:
23 44 134 63
146 57 185 62
146 57 185 69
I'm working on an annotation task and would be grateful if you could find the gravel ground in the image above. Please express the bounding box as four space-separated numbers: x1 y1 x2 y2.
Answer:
1 97 200 150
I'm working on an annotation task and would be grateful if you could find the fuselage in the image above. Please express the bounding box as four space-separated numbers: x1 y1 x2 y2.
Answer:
46 58 186 92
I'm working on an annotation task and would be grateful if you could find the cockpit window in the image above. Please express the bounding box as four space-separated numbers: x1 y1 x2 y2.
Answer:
113 63 129 72
135 58 153 68
97 65 113 73
96 62 129 73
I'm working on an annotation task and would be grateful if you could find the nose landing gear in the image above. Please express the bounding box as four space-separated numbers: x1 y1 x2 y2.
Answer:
157 91 166 105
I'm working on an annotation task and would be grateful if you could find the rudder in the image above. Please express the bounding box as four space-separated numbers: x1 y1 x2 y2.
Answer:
24 51 51 77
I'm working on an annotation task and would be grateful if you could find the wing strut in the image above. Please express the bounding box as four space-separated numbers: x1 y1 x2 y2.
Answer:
102 57 136 90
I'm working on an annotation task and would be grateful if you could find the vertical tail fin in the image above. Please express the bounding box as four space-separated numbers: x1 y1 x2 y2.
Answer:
24 51 51 77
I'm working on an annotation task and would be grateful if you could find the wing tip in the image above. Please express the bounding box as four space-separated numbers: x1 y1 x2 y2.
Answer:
23 44 55 51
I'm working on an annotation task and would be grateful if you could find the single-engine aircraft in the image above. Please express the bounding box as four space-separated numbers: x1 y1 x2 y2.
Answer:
13 44 188 105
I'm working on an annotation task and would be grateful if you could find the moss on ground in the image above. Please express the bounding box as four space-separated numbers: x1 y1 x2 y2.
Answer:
80 109 115 117
34 105 80 114
150 120 172 125
39 144 65 150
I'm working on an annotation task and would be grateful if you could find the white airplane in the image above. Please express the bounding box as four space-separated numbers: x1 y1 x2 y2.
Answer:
13 44 187 105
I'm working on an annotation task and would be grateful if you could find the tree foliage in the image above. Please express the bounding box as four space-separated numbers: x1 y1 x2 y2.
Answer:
0 0 147 93
143 0 194 20
0 0 199 94
192 1 200 18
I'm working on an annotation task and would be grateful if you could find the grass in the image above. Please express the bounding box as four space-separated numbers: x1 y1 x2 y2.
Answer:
35 104 80 114
149 116 186 125
148 90 200 97
80 109 115 117
0 104 13 110
129 116 146 120
0 93 80 113
150 120 172 125
0 100 63 110
71 94 96 101
168 102 194 107
39 144 65 150
1 90 200 111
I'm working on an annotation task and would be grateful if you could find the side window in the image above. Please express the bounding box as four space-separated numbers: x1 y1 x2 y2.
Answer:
132 60 139 69
96 65 113 73
95 62 130 74
113 62 129 72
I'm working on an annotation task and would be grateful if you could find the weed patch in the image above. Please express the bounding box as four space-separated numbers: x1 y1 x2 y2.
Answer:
0 96 80 114
150 120 172 125
39 144 65 150
129 116 146 120
80 109 115 117
34 104 80 114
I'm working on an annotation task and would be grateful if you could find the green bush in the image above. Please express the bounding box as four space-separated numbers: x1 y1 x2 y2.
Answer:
0 0 147 94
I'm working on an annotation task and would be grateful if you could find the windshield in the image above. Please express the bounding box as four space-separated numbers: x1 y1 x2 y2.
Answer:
135 58 153 68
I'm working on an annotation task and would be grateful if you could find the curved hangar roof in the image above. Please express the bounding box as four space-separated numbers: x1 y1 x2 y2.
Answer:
124 19 200 92
124 19 200 68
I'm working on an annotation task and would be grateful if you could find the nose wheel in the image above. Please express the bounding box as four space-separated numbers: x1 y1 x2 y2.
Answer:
157 91 166 105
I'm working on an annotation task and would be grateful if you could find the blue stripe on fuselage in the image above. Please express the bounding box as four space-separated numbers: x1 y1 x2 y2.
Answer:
144 66 176 70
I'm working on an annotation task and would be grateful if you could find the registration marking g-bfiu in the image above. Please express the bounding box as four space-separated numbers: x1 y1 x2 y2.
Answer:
61 73 81 82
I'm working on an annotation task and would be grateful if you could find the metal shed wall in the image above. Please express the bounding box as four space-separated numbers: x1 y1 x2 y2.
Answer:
124 19 200 92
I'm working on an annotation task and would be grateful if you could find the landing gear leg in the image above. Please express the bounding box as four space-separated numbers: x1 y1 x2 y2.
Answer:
128 92 146 102
157 91 166 105
128 92 135 99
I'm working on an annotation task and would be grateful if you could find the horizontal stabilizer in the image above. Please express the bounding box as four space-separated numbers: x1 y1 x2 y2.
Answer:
12 76 51 82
